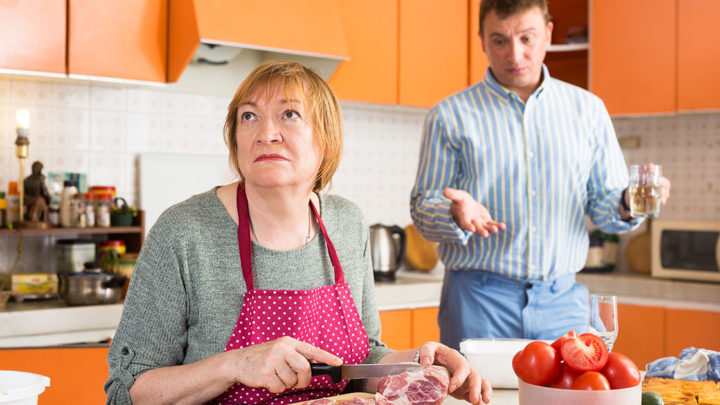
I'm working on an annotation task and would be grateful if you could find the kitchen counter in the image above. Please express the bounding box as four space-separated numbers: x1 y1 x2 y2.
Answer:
2 269 719 348
444 389 516 405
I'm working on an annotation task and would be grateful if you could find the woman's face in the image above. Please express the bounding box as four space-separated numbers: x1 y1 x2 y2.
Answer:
235 85 321 191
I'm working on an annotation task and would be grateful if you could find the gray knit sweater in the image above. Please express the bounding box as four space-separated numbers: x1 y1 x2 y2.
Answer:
105 188 392 404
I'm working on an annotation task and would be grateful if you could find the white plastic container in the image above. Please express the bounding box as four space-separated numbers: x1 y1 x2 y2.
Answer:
0 371 50 405
460 338 537 389
518 378 641 405
56 240 96 273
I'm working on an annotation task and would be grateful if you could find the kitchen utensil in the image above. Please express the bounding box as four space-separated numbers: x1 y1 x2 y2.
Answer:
460 338 547 388
589 294 618 351
311 363 425 383
58 263 126 306
518 378 640 405
369 224 406 282
404 224 438 271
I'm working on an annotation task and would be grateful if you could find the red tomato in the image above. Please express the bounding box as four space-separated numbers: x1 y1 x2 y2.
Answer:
572 371 611 390
560 333 609 372
512 341 561 386
551 329 578 353
601 352 641 389
549 363 579 389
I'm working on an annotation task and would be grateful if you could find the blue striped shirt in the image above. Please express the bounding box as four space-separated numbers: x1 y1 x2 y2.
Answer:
410 66 642 281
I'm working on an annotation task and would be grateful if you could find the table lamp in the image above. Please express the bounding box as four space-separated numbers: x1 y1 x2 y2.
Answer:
15 109 29 227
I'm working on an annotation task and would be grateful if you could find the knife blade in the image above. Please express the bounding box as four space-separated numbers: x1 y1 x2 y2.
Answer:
311 363 426 383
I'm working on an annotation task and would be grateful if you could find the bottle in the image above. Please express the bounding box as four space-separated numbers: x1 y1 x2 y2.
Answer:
0 191 6 228
71 193 87 228
84 192 95 227
60 180 78 228
6 181 20 228
95 193 113 228
48 205 60 227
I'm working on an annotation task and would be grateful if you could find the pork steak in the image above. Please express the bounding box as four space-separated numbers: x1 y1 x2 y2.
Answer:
376 365 449 405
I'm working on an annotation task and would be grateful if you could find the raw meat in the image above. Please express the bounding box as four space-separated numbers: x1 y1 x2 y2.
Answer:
376 365 449 405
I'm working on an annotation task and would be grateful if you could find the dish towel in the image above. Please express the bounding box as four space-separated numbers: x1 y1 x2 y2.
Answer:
646 347 720 382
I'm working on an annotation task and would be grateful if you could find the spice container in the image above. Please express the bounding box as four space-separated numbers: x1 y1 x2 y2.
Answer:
89 185 116 199
95 193 112 228
0 191 6 228
60 181 78 228
99 240 126 255
7 181 20 227
84 192 95 227
71 193 87 228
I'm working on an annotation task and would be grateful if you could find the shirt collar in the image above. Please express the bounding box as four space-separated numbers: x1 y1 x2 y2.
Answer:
482 64 551 102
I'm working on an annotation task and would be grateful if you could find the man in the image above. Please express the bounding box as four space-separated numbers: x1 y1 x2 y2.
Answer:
410 0 671 350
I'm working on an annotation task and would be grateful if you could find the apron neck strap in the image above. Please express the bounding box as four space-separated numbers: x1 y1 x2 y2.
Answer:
236 183 344 291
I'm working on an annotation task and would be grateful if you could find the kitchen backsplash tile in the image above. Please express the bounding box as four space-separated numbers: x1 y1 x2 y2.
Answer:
0 76 719 273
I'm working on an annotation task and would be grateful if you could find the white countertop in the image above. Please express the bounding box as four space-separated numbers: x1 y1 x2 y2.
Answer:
444 389 516 405
2 268 719 348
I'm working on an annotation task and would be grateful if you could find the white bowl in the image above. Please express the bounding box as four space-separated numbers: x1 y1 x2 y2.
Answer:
518 378 641 405
459 338 536 389
0 371 50 405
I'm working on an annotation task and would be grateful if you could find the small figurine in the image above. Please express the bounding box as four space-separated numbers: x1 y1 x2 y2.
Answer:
23 161 51 224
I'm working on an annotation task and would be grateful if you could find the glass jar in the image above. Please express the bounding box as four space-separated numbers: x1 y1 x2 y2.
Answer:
95 193 113 228
71 193 87 228
84 192 95 227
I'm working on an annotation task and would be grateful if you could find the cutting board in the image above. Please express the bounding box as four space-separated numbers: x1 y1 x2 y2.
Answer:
293 392 375 404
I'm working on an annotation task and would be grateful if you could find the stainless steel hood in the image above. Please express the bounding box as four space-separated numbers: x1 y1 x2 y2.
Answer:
166 0 349 97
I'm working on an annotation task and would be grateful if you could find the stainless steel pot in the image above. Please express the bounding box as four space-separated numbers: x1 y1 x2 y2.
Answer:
58 272 126 306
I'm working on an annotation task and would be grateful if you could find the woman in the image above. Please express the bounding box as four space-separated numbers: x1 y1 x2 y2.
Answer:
105 61 491 405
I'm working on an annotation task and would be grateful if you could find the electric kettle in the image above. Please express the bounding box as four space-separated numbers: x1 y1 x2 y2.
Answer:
369 224 406 282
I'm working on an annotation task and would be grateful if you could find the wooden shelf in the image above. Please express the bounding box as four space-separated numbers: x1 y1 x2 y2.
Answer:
548 43 589 52
0 226 142 236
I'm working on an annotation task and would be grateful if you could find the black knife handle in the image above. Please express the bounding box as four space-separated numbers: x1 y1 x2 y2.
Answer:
310 363 342 383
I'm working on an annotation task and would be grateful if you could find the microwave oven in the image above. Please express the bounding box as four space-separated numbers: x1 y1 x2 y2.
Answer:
651 220 720 282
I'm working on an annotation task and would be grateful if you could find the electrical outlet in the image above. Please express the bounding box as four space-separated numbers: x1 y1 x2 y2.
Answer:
618 136 640 149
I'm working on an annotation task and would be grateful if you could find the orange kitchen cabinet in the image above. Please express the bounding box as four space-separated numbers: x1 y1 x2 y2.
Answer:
613 304 665 369
411 307 439 347
590 0 675 115
329 0 398 104
665 308 720 357
469 0 489 84
68 0 167 82
399 0 468 107
0 0 66 74
379 309 413 350
677 0 720 111
0 346 109 405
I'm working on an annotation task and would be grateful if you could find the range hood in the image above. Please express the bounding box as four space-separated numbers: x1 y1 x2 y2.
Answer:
166 0 349 97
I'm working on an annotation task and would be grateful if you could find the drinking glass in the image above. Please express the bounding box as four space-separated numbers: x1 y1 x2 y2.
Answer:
629 164 662 218
589 294 618 351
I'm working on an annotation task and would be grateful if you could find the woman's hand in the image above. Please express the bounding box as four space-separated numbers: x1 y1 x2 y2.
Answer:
418 341 492 405
228 336 342 393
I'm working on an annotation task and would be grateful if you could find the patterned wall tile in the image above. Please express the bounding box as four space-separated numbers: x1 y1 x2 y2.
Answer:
90 84 127 111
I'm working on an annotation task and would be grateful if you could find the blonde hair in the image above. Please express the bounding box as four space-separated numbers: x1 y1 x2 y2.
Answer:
223 60 343 192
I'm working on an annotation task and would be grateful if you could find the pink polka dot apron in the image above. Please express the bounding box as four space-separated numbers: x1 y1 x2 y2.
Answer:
211 184 370 404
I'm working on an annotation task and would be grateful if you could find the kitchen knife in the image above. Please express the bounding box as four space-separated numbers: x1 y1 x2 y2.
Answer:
311 363 425 383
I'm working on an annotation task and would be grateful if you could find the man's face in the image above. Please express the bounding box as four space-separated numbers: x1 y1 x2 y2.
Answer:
481 6 553 98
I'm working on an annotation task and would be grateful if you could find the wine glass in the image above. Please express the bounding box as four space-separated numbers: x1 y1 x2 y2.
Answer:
589 294 618 351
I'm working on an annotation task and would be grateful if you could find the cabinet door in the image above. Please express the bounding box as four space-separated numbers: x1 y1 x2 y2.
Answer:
469 0 489 84
399 0 468 107
329 0 398 104
590 0 675 115
0 346 109 405
411 307 439 347
677 0 720 111
613 304 665 369
0 0 66 74
665 308 720 357
379 309 413 350
68 0 167 82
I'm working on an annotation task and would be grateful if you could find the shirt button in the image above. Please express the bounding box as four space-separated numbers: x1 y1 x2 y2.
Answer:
531 226 537 232
529 151 535 158
530 190 536 196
